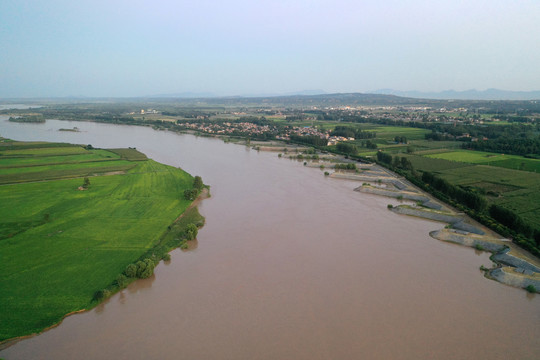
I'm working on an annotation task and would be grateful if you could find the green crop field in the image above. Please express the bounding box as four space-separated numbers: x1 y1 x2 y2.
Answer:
426 150 540 173
400 154 472 172
0 140 197 342
356 150 378 157
108 148 148 161
0 161 137 184
427 164 540 230
491 158 540 173
0 152 120 168
410 141 463 151
0 140 74 150
0 146 90 157
392 148 540 232
428 150 510 163
365 126 430 141
372 144 410 153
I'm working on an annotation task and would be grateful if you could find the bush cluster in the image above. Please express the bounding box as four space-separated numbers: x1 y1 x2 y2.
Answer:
184 175 204 200
334 163 357 170
421 171 487 212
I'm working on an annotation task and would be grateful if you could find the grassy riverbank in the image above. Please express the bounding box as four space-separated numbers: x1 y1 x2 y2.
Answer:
0 139 203 342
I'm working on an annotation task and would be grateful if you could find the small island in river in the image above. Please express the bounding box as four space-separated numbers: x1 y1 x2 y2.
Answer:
0 138 206 346
58 127 80 132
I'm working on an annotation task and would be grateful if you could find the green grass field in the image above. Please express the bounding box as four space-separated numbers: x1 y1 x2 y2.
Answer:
0 152 120 168
0 140 197 342
364 125 430 141
401 154 472 172
108 148 148 161
435 165 540 229
426 150 540 173
0 146 90 157
401 150 540 231
410 140 462 151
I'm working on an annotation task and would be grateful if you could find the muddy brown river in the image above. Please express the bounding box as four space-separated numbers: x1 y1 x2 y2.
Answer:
0 119 538 359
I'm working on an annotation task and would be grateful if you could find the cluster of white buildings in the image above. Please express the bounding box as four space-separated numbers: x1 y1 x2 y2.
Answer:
178 121 358 146
181 122 273 136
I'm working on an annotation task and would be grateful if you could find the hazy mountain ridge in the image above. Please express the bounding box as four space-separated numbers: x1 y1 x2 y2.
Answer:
373 88 540 100
148 88 540 102
3 92 540 112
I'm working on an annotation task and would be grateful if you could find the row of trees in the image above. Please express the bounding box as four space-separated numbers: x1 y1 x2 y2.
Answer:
376 151 392 164
465 136 540 157
489 204 537 240
394 136 407 144
334 163 357 170
330 126 376 139
289 134 327 147
336 142 358 155
364 140 378 149
421 171 487 212
425 132 454 141
8 115 45 123
376 151 413 171
125 258 155 279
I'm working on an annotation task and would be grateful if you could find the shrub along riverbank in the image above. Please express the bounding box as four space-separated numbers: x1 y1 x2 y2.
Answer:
0 138 205 343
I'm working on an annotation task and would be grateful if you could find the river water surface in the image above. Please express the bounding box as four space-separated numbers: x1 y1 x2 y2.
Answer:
0 118 538 359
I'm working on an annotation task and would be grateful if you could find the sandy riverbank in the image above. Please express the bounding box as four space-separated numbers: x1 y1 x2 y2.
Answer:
352 164 540 291
256 142 540 292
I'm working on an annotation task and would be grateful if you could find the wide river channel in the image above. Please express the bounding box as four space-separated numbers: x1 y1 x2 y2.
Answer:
0 118 539 359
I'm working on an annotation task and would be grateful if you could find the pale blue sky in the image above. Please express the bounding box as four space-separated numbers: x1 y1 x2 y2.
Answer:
1 0 539 97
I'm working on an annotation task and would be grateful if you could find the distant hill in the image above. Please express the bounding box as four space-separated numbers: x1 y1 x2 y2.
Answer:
147 92 217 98
148 90 328 98
132 92 540 111
372 89 540 101
162 92 427 107
5 92 540 112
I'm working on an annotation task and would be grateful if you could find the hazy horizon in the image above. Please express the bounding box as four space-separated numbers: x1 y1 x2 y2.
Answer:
1 0 540 98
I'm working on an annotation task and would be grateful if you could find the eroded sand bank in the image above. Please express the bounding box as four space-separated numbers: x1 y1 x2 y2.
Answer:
344 162 540 291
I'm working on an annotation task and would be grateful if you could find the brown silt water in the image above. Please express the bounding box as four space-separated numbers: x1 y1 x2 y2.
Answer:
0 119 539 359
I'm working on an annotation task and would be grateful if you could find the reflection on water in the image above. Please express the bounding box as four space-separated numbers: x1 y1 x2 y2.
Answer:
119 291 127 305
127 274 155 294
0 118 539 360
94 302 108 315
182 239 199 252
